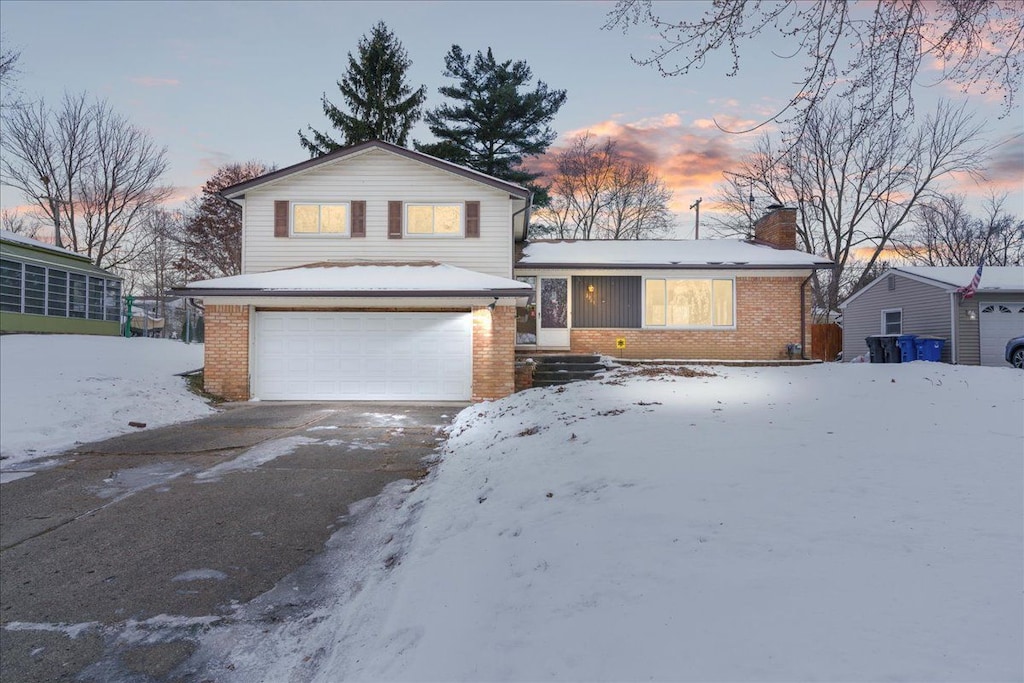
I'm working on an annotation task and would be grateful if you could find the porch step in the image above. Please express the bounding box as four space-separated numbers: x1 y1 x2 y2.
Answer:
530 354 608 387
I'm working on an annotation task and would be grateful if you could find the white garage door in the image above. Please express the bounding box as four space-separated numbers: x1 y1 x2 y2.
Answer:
255 311 472 400
979 303 1024 366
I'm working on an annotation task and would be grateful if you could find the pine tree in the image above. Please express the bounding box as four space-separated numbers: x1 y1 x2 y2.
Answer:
415 46 567 204
299 21 427 156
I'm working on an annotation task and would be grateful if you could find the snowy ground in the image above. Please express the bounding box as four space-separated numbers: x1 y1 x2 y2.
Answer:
0 335 211 473
190 361 1023 682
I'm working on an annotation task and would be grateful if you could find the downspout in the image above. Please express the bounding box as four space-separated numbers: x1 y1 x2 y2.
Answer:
799 272 813 360
511 192 533 241
949 291 958 364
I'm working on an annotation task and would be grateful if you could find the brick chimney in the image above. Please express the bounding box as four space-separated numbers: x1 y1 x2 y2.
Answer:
753 205 797 250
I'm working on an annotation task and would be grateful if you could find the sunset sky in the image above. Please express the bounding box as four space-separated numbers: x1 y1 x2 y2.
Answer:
1 0 1021 239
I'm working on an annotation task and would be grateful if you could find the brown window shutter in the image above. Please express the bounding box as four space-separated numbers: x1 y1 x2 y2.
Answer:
274 201 289 237
388 201 403 239
465 200 480 238
351 201 366 237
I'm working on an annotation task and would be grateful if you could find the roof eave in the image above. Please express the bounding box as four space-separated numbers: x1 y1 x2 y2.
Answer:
170 287 532 298
515 262 832 270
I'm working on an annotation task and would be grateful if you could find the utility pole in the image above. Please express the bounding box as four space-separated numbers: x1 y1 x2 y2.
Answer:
689 197 702 239
39 175 65 249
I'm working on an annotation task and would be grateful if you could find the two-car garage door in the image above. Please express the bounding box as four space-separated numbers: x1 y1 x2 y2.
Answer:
254 312 472 401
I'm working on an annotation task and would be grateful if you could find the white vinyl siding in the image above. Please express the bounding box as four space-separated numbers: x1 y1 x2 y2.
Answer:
242 148 513 277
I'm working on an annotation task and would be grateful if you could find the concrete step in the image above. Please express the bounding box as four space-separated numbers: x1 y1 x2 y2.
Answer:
533 369 605 382
534 362 605 372
533 354 602 364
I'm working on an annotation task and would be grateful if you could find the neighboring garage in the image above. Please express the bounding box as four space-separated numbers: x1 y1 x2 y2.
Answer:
979 303 1024 366
254 311 472 401
840 266 1024 366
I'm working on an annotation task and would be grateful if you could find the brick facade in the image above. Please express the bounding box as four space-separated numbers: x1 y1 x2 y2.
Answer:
569 276 813 360
204 304 250 401
472 304 516 401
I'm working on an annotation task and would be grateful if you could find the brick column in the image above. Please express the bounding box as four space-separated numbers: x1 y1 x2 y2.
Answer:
204 304 250 401
472 305 515 401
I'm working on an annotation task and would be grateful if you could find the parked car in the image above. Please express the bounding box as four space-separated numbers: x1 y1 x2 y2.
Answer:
1006 335 1024 369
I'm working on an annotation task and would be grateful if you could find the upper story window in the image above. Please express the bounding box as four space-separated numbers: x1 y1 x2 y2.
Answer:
292 203 349 236
645 278 735 328
406 203 462 236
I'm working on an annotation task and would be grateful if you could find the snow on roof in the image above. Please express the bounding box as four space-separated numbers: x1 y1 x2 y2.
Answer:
0 229 86 260
894 266 1024 292
185 261 533 293
517 240 832 268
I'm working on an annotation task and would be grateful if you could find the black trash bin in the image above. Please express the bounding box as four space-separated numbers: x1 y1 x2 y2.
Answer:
880 335 901 363
865 335 885 363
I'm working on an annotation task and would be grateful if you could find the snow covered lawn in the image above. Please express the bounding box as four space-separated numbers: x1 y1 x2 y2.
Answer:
208 362 1023 682
0 335 212 471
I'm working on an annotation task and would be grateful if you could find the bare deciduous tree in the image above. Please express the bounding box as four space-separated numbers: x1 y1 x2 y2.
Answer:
712 100 987 312
534 133 674 240
0 209 41 239
606 0 1024 130
0 93 171 267
0 34 21 101
895 194 1024 266
176 161 273 280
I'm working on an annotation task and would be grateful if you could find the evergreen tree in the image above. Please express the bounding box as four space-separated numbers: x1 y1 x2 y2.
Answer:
415 46 567 204
299 21 427 156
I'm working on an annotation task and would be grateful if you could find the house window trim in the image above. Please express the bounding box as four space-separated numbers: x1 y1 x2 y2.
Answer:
404 202 465 238
642 276 737 330
881 308 903 335
290 201 351 237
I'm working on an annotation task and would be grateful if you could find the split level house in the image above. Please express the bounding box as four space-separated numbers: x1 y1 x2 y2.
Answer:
180 140 831 403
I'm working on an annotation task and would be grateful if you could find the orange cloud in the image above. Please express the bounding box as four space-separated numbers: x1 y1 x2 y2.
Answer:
531 113 759 229
130 76 181 88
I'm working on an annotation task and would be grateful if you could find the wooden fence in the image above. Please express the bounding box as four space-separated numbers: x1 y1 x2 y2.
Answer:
811 323 843 361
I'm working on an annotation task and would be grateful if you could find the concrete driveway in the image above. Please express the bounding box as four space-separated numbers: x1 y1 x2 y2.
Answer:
0 401 461 682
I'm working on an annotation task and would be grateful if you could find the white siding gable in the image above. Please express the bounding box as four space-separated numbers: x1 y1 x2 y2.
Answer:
241 148 515 278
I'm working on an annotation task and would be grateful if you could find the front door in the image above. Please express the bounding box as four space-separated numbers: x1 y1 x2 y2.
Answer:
536 276 570 348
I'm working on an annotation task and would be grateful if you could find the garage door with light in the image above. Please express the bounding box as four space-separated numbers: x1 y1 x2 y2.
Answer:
255 311 472 400
979 303 1024 366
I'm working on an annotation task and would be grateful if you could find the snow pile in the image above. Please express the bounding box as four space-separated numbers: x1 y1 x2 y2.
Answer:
0 335 212 469
204 362 1022 682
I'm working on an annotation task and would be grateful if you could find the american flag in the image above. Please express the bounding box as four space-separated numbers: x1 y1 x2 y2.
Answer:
957 261 984 299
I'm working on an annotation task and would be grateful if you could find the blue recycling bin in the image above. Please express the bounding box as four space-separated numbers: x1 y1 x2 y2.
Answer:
914 337 946 362
897 334 919 362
